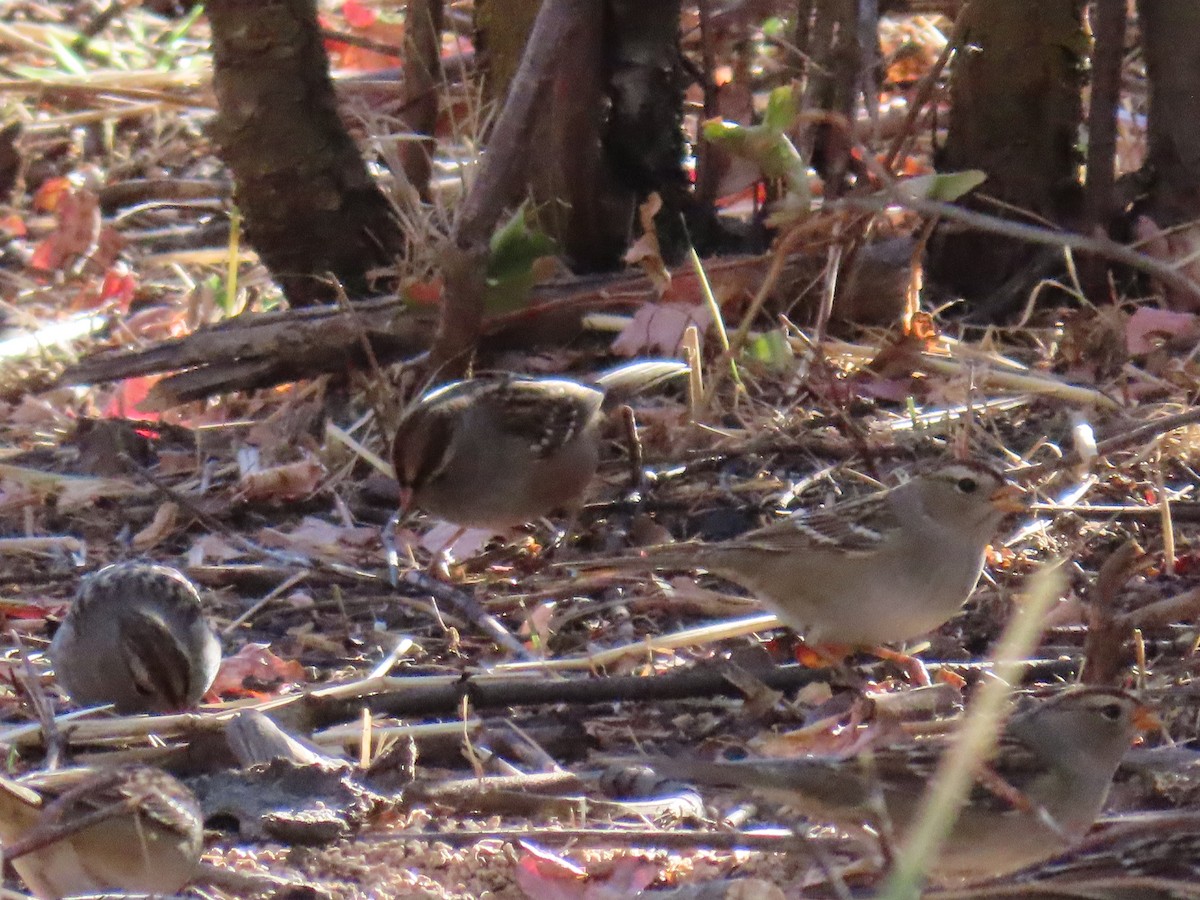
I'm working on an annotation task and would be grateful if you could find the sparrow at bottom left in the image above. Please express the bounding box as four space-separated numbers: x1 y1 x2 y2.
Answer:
0 765 203 899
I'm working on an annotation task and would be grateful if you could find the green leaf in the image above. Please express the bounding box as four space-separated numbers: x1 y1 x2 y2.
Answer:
744 329 795 370
703 118 806 185
761 16 787 38
45 33 88 77
763 85 799 132
485 202 557 313
898 170 987 203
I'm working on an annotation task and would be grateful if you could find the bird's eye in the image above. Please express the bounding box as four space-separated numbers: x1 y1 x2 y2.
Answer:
1100 702 1124 721
956 477 978 494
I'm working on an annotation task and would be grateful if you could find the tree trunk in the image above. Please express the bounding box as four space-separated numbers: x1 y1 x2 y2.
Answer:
207 0 405 308
1137 1 1200 228
474 0 691 270
400 0 444 202
926 0 1086 307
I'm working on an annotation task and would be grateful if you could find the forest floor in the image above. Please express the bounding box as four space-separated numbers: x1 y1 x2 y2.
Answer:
1 3 1199 899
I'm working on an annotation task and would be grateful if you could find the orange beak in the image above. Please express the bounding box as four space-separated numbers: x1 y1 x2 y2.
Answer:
989 483 1027 514
398 485 414 515
1133 705 1162 733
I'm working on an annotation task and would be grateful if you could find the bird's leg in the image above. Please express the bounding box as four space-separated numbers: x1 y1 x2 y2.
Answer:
428 526 468 578
617 404 646 493
538 514 576 559
793 640 852 671
867 645 932 687
791 640 872 691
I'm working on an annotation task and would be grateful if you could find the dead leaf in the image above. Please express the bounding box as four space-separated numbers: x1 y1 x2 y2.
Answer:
611 302 713 357
239 458 326 502
515 845 659 900
1125 306 1200 355
132 501 179 551
260 516 378 558
419 523 499 560
210 643 305 699
623 193 670 296
1134 216 1200 312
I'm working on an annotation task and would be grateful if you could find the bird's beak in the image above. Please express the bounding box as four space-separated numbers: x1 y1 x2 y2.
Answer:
1133 705 1162 733
989 483 1027 514
398 485 414 515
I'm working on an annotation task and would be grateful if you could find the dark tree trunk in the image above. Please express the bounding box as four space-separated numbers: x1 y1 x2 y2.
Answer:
926 0 1086 307
208 0 405 308
604 0 690 263
475 0 542 101
526 1 635 272
800 0 876 196
400 0 445 202
1137 1 1200 229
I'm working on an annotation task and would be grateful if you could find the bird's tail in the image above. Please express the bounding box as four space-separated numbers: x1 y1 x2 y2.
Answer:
601 755 835 797
592 359 689 401
556 544 700 572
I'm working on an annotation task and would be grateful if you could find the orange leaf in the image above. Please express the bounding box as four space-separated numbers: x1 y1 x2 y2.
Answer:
0 213 25 237
341 0 376 28
209 643 305 699
33 176 70 212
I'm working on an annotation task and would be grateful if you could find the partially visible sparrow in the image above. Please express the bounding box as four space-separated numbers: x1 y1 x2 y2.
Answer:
575 460 1025 647
0 765 203 899
392 360 687 530
615 688 1155 882
929 811 1200 899
50 561 222 713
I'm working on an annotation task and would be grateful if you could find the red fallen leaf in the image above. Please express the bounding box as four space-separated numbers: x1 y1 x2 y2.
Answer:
100 264 137 307
0 212 25 237
33 176 70 212
103 375 160 419
515 846 659 900
70 263 139 312
1175 552 1200 576
404 277 443 305
341 0 376 28
209 643 305 699
327 1 404 70
0 600 57 620
28 237 62 272
28 188 108 274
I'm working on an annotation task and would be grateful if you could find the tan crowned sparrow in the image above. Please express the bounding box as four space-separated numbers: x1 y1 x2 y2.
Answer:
929 811 1200 899
0 765 203 899
392 360 687 530
580 460 1025 647
49 561 222 714
623 688 1155 882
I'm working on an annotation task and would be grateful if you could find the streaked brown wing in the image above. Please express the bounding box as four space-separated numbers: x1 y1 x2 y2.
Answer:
727 492 898 555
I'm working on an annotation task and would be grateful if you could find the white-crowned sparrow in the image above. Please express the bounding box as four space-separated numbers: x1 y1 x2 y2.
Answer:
392 360 687 530
619 688 1154 882
49 561 222 714
0 765 203 899
929 811 1200 899
578 460 1025 647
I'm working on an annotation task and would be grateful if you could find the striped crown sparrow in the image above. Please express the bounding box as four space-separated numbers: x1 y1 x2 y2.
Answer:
49 561 222 713
0 765 203 898
392 360 686 530
620 688 1154 882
